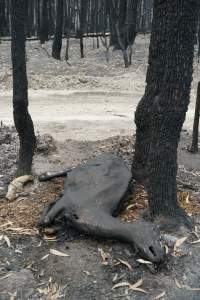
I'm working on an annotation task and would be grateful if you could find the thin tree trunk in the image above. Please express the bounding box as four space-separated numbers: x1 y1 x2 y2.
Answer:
65 35 70 61
126 0 139 50
40 0 49 44
190 81 200 153
198 22 200 57
0 0 6 36
132 0 198 228
52 0 64 60
36 0 40 37
11 0 36 176
79 0 87 58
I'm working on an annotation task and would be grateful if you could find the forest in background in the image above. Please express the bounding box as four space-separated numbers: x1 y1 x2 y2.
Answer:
0 0 153 38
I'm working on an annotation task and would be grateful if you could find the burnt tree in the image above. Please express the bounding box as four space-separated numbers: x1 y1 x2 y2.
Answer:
52 0 64 59
132 0 198 228
190 82 200 153
79 0 88 58
0 0 6 36
108 0 139 67
11 0 36 176
198 17 200 56
40 0 49 43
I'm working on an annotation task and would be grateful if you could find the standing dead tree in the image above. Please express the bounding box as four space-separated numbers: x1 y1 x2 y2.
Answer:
0 0 6 37
137 0 153 33
2 0 154 67
40 0 49 44
132 0 198 229
79 0 88 58
197 10 200 57
11 0 36 176
108 0 139 68
190 82 200 153
52 0 64 59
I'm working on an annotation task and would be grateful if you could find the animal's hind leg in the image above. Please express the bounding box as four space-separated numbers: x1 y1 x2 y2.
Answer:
72 209 164 263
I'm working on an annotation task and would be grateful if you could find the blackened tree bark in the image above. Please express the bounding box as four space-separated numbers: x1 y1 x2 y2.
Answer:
48 0 55 36
79 0 87 58
11 0 36 176
190 82 200 153
108 0 139 68
52 0 64 60
0 0 6 36
108 0 118 48
36 0 41 37
40 0 49 44
198 21 200 57
127 0 139 62
132 0 198 228
25 0 33 38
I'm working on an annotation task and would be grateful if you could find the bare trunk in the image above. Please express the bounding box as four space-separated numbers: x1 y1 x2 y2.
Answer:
40 0 49 44
52 0 64 60
190 81 200 153
11 0 36 176
132 0 198 228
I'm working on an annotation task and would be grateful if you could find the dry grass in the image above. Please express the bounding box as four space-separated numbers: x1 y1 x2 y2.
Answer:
0 178 64 235
120 185 200 222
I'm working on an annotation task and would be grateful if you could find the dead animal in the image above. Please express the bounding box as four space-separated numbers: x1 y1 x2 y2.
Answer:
38 153 165 263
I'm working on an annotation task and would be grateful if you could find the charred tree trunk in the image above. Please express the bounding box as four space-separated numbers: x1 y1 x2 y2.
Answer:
52 0 64 60
48 0 55 36
26 0 34 37
127 0 139 63
0 0 6 36
132 0 198 228
11 0 36 176
198 22 200 57
108 0 138 68
36 0 41 37
79 0 87 58
40 0 49 44
190 81 200 153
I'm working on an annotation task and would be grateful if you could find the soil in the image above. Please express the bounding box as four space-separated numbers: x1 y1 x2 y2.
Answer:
0 35 200 300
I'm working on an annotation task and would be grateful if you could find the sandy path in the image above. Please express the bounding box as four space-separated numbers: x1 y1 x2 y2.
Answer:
0 89 195 141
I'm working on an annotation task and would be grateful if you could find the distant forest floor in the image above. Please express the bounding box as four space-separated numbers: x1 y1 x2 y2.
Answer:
1 35 200 299
0 34 200 141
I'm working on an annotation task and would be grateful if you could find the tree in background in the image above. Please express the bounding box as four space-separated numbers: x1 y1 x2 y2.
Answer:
79 0 88 58
40 0 49 44
11 0 36 176
0 0 6 37
132 0 198 228
52 0 64 59
108 0 139 67
190 82 200 153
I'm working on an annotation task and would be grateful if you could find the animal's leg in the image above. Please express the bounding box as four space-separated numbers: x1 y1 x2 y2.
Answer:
39 169 71 182
38 194 64 227
38 198 165 262
72 210 165 263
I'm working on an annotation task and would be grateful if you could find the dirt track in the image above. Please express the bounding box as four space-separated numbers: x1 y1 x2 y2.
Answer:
0 88 197 141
